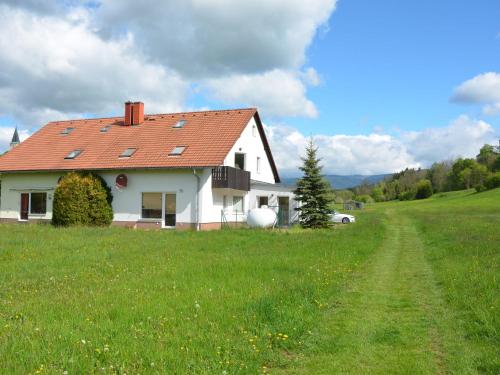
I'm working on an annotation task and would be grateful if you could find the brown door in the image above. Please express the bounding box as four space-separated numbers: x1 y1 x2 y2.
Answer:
20 193 29 220
278 196 290 226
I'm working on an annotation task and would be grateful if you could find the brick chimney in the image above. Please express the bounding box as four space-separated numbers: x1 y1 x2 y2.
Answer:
124 101 144 126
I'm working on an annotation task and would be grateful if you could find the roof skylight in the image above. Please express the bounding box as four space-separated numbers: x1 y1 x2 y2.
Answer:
173 120 186 128
169 146 186 156
120 148 137 158
65 149 82 159
100 125 111 132
60 127 75 135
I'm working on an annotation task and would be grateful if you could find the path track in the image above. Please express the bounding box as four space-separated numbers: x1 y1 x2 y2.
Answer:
287 209 470 374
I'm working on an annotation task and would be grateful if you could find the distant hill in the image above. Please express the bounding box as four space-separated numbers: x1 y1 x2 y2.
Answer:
281 174 391 190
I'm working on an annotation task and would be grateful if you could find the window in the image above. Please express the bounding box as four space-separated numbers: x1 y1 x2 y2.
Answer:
252 125 257 137
256 157 261 173
100 125 111 132
258 196 268 208
30 192 47 215
169 146 186 156
142 193 162 219
120 148 137 158
65 149 82 159
60 127 74 135
173 120 186 128
234 153 245 170
165 193 176 227
233 196 244 212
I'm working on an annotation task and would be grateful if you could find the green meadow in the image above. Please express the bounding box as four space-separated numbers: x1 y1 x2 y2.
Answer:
0 189 498 374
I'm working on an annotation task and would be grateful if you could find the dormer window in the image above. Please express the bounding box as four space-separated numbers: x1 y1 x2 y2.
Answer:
120 148 137 158
60 127 75 135
169 146 186 156
65 149 82 159
173 120 186 128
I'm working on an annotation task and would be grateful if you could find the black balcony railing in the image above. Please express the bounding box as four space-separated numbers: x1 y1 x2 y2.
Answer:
212 166 250 191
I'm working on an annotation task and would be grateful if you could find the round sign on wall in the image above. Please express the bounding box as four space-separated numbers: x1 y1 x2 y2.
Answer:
116 174 128 188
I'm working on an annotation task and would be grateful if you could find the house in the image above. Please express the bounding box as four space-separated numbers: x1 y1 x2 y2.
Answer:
0 102 296 229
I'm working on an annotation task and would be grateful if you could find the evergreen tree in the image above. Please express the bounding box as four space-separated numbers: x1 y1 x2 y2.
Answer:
294 139 333 228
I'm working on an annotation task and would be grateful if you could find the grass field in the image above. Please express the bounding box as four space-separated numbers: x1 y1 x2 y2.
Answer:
0 189 499 374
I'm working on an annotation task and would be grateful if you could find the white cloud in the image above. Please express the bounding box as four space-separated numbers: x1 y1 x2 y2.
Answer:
266 115 497 176
483 103 500 116
0 0 336 130
266 125 417 175
402 115 496 166
452 72 500 116
0 126 30 152
204 69 318 118
0 5 187 128
95 0 337 77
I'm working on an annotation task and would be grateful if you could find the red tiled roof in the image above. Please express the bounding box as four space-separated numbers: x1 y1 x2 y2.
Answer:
0 108 266 173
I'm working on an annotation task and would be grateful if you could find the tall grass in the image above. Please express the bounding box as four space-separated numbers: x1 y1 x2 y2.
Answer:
1 189 498 373
408 189 500 373
0 213 383 374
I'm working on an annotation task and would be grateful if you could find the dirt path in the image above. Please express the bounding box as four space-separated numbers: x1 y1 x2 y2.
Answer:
285 209 466 374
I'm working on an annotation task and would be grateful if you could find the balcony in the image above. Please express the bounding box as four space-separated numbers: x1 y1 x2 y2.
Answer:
212 166 250 191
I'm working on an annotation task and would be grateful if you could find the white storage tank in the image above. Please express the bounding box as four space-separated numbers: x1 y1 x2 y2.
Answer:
247 206 277 228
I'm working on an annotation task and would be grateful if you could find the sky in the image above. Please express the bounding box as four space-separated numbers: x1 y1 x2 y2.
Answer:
0 0 499 176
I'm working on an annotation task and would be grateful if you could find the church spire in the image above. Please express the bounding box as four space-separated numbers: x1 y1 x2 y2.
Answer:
10 127 20 148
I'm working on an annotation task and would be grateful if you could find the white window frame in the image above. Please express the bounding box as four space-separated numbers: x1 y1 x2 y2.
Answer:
256 156 261 174
140 192 177 228
233 196 244 213
257 195 268 208
29 192 47 216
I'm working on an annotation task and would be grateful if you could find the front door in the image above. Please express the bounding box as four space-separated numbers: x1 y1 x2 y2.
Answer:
278 196 290 226
164 193 176 227
20 193 29 220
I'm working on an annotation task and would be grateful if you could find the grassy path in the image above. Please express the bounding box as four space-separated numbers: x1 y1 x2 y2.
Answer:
286 208 471 374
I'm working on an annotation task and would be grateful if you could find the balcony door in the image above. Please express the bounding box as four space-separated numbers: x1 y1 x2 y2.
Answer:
234 153 245 170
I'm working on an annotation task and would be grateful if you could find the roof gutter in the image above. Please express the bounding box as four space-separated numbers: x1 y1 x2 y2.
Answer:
193 168 202 231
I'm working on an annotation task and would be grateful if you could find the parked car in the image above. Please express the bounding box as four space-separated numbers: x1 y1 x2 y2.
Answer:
330 210 356 224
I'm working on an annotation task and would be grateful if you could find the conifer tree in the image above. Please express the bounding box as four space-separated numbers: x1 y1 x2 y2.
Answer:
294 139 333 228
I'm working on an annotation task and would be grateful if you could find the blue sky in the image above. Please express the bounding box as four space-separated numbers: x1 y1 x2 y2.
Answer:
0 0 498 175
281 0 500 135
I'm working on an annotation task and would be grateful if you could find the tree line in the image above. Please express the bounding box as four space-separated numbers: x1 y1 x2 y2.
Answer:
345 143 500 203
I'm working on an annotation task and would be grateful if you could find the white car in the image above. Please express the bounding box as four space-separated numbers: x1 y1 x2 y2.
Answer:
330 210 356 224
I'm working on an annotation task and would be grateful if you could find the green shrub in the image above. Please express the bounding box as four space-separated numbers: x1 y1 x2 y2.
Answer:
355 194 374 204
88 172 113 205
415 179 433 199
484 172 500 190
475 184 487 193
52 172 113 227
399 190 416 201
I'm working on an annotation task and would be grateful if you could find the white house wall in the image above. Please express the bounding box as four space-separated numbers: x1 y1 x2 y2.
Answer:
99 169 200 224
0 170 207 225
248 183 299 223
0 172 59 220
223 116 275 184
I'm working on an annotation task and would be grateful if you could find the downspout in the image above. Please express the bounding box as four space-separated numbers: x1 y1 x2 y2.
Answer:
193 168 201 231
